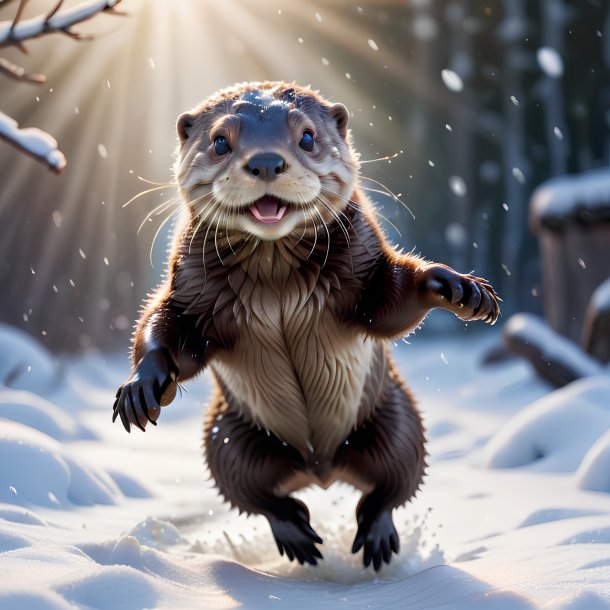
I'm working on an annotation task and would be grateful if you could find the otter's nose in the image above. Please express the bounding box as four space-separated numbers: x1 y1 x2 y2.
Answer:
246 153 286 181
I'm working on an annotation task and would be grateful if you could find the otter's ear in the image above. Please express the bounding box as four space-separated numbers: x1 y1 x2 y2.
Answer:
329 103 349 139
177 112 196 143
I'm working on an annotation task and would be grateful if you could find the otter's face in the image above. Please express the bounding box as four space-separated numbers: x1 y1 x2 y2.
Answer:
174 83 357 241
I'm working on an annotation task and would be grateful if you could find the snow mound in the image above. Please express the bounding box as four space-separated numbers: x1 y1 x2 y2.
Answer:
0 590 73 610
553 591 610 610
105 470 151 499
0 420 121 508
562 527 610 545
0 323 60 394
0 529 31 553
55 566 159 610
519 508 602 528
482 377 610 471
0 388 87 440
0 503 47 525
577 429 610 493
126 517 183 547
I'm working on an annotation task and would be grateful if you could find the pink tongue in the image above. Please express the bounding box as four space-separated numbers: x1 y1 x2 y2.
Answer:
250 196 287 224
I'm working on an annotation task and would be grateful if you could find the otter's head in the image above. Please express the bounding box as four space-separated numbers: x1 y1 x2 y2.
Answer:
174 82 357 241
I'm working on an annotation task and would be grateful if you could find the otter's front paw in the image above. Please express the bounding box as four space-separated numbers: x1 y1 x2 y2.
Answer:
423 265 500 324
269 499 324 566
112 348 178 433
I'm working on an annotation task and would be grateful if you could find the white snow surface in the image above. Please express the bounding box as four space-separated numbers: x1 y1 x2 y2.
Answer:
0 325 609 609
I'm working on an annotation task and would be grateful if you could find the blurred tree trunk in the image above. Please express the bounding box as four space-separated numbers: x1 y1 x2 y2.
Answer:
499 0 529 308
540 0 569 176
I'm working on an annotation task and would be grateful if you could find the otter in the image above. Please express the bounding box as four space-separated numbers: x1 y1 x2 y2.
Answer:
113 81 499 571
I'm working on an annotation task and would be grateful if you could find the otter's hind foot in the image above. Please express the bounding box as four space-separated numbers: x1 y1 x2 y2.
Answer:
352 500 400 571
268 499 323 566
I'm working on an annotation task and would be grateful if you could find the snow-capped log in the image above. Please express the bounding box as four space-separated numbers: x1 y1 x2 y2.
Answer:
0 110 66 174
582 277 610 364
0 0 123 48
503 313 604 387
529 168 610 341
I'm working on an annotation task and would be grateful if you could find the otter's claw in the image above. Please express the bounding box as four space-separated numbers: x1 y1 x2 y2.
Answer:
424 265 500 325
112 347 177 433
269 499 323 566
352 506 399 572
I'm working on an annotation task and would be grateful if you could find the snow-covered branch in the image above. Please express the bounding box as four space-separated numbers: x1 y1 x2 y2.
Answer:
0 0 126 172
0 110 67 174
0 0 124 48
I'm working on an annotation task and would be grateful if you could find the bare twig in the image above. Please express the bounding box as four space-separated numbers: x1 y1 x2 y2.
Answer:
0 0 123 48
9 0 27 31
0 56 45 82
0 110 67 174
45 0 65 21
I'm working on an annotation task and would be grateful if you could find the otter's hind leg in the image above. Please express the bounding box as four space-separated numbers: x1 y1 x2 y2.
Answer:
335 368 426 571
204 388 323 565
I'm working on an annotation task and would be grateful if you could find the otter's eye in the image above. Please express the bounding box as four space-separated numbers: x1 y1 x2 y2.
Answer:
214 135 231 156
299 130 315 152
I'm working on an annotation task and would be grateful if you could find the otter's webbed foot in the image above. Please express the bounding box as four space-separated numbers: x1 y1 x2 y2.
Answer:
112 347 178 433
268 498 323 566
423 264 500 324
352 498 400 571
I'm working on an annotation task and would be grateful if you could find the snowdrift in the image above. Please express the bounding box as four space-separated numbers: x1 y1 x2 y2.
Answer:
0 326 609 609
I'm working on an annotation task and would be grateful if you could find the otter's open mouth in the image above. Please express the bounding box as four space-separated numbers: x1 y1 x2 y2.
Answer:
249 196 289 224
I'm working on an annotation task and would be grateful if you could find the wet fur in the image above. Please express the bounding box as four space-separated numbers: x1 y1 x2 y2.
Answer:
114 81 499 570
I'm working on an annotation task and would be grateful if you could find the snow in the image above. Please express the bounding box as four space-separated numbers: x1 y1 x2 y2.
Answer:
482 376 610 471
577 429 610 493
0 326 609 609
589 277 610 314
537 47 564 78
530 167 610 231
0 0 120 46
504 313 604 383
441 69 464 92
0 111 67 174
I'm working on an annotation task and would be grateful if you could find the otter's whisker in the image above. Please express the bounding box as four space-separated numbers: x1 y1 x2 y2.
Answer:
358 151 403 165
137 198 180 235
316 195 351 246
149 206 180 268
316 195 355 279
294 208 309 246
312 205 331 269
122 184 171 208
201 206 221 273
213 208 227 266
137 175 175 187
348 200 403 239
360 176 415 220
317 185 360 236
188 197 215 254
306 207 319 261
225 210 239 257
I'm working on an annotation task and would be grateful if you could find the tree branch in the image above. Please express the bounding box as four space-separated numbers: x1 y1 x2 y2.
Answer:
0 110 67 174
0 56 45 82
0 0 123 48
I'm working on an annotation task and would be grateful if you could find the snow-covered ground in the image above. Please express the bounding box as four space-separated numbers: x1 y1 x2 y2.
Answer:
0 321 609 610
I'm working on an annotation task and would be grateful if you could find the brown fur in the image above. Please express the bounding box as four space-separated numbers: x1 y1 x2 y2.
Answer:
114 82 499 570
